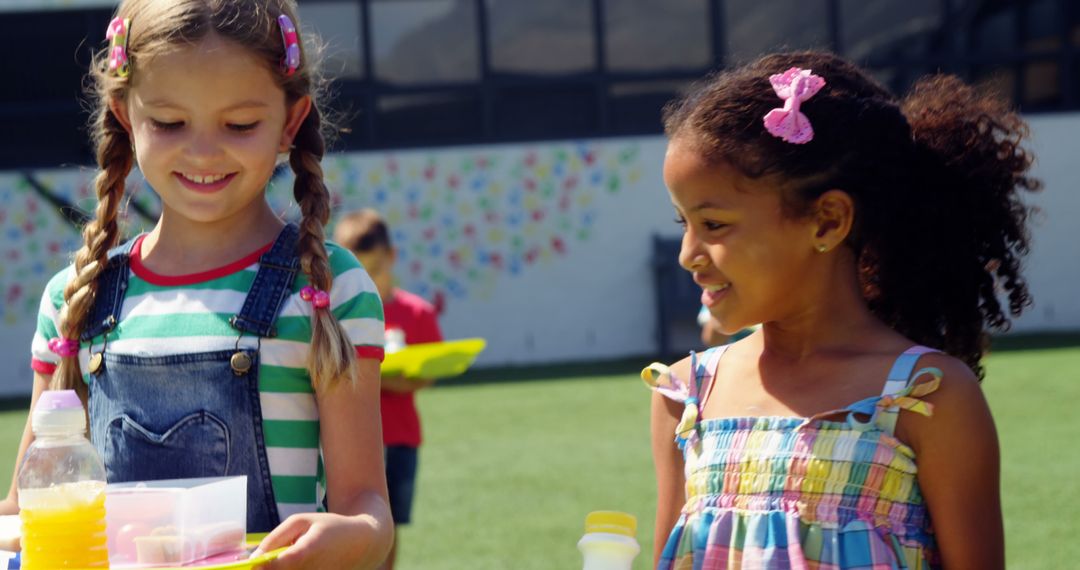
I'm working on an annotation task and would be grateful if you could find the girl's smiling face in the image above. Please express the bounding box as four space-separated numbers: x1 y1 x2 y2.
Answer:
112 33 309 228
663 137 823 334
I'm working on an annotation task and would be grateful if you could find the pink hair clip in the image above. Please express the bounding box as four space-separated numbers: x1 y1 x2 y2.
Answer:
300 285 330 309
48 337 81 358
278 15 300 76
105 17 131 77
762 67 826 144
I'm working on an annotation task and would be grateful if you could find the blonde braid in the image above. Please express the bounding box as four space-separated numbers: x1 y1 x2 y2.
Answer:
290 106 358 389
53 110 133 396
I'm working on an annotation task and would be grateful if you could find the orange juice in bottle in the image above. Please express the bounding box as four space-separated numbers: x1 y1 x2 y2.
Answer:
17 390 109 568
19 481 109 568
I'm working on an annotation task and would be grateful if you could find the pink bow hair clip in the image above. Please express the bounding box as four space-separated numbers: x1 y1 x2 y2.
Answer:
105 17 131 77
762 67 826 144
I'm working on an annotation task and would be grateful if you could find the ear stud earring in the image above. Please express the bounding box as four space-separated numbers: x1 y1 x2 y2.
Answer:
816 244 828 253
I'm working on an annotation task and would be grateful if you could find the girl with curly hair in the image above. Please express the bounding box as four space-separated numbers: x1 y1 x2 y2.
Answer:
646 51 1038 569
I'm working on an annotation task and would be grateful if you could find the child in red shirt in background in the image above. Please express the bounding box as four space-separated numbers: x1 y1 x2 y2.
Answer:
334 209 443 570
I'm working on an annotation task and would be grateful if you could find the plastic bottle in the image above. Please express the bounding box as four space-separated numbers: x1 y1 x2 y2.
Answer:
578 511 640 570
17 390 108 568
385 328 406 354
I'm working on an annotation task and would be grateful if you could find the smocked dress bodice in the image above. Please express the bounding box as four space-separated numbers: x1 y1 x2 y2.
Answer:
643 345 942 569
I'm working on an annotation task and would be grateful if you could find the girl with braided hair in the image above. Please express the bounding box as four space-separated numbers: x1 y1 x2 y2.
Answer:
3 1 392 567
646 51 1038 569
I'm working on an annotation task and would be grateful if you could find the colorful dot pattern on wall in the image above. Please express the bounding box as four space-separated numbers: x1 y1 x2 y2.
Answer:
0 141 642 324
310 142 643 304
0 169 159 325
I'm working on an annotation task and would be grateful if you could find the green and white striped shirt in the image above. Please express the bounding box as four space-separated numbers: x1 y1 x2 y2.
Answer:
31 237 385 519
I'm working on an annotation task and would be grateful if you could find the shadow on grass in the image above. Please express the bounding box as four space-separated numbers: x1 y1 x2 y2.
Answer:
437 355 655 388
0 397 29 413
987 331 1080 352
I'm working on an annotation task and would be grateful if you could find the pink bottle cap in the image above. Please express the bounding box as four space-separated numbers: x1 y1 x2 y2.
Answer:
36 389 83 411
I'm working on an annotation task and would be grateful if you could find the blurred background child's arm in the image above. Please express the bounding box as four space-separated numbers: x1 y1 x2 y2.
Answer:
380 375 434 393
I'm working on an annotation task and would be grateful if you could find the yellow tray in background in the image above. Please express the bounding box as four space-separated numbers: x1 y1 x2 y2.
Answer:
380 338 486 379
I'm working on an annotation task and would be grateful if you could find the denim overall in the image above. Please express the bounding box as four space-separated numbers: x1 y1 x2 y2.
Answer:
83 224 301 532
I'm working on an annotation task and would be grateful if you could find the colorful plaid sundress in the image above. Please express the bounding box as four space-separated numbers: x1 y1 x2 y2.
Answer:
642 345 942 570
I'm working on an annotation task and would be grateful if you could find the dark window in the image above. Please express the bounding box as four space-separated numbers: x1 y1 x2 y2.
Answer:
486 0 595 75
298 1 365 79
1024 0 1061 53
0 9 111 169
376 91 482 145
2 10 102 103
968 2 1019 57
1021 59 1061 109
1073 60 1080 100
1073 2 1080 47
4 0 1080 167
607 80 690 135
494 83 598 139
723 0 830 64
371 0 479 84
839 0 944 63
604 0 710 73
867 65 939 98
1 106 92 169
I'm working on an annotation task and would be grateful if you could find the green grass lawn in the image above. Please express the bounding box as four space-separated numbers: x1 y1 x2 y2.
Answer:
0 336 1076 569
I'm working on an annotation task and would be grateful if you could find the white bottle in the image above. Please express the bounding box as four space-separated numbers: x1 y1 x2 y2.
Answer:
577 511 640 570
385 328 406 354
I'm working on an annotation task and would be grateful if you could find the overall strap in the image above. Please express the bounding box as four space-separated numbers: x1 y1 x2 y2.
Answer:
80 238 138 342
876 345 940 435
230 224 301 338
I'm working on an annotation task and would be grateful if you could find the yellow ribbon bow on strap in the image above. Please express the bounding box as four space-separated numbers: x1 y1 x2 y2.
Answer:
641 360 702 450
877 366 943 417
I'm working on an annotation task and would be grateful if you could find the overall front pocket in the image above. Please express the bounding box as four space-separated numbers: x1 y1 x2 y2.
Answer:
103 411 231 482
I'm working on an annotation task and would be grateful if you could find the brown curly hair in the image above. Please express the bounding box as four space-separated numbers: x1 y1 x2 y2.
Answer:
663 51 1040 378
53 0 356 397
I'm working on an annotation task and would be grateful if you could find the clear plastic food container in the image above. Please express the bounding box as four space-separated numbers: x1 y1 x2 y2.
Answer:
105 476 247 568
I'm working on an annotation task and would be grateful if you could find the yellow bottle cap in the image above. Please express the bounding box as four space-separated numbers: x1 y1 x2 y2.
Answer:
584 511 637 538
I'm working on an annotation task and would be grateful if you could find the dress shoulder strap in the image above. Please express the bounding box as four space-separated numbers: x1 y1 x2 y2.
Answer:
876 345 941 435
694 344 729 409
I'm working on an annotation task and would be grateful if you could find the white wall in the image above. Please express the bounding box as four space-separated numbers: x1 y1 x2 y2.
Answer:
1009 113 1080 332
0 116 1076 397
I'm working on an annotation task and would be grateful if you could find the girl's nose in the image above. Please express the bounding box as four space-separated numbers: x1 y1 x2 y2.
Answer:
678 231 709 272
185 131 225 161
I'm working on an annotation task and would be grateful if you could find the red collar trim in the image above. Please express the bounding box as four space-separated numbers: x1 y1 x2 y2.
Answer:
130 234 275 286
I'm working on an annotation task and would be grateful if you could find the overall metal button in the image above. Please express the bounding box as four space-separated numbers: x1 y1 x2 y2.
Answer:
230 352 253 375
87 352 104 374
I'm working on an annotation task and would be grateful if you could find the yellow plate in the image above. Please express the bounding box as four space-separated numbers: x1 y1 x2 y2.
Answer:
380 338 486 379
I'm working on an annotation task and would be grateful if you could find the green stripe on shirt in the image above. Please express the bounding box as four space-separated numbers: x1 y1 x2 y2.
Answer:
263 419 320 448
260 367 315 393
271 475 318 504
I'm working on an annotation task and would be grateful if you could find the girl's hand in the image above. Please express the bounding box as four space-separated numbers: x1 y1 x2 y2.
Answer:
254 511 391 570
